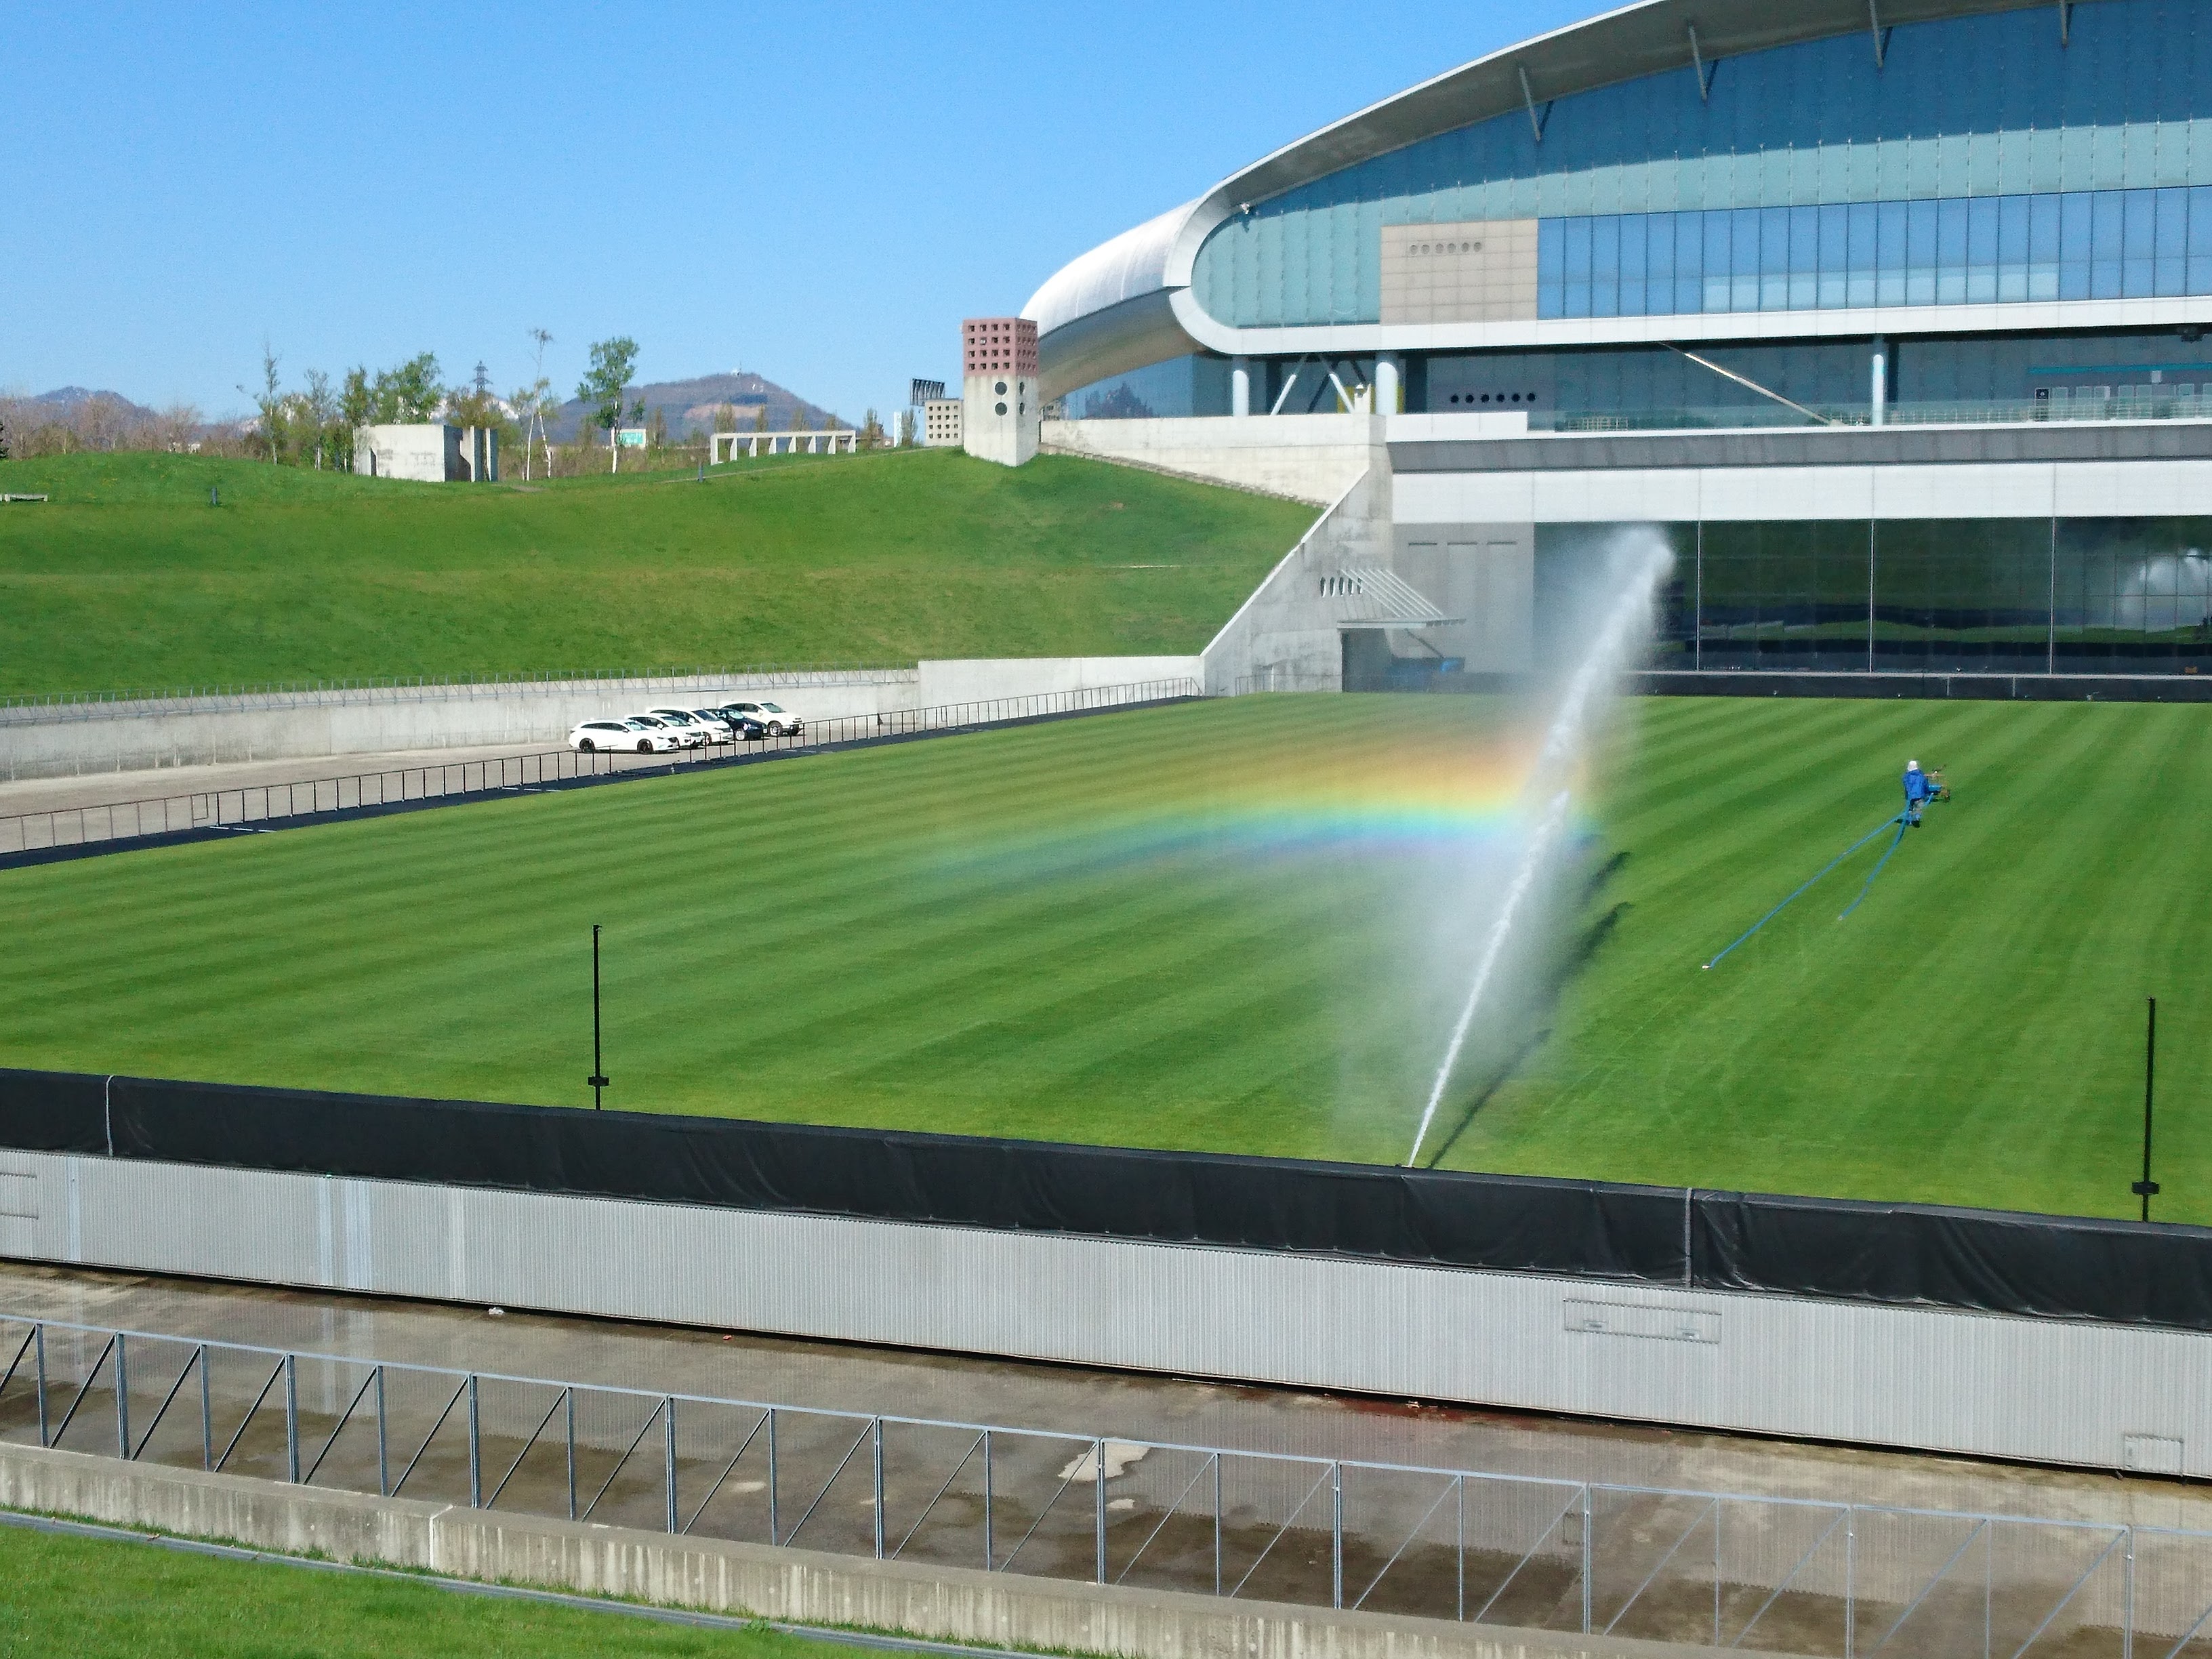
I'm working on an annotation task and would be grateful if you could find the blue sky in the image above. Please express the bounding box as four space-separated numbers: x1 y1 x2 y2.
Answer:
6 1 1617 422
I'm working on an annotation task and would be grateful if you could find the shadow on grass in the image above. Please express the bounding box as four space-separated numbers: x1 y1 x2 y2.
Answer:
1417 848 1631 1172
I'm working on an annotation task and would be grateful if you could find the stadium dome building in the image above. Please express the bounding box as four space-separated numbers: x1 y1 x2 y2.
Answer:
1024 0 2212 693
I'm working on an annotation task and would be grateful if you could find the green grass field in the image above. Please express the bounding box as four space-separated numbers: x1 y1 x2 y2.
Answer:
0 450 1313 696
3 693 2206 1221
0 1521 854 1658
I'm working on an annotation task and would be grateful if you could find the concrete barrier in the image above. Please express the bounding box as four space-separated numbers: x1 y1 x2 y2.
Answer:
1042 415 1376 505
0 1441 1717 1659
0 658 1211 783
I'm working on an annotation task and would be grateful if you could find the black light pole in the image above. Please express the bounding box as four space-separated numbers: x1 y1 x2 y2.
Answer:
588 924 609 1109
2133 996 2160 1223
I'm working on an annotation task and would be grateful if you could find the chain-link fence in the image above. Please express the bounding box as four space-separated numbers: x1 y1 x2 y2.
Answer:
3 1313 2207 1655
0 680 1201 857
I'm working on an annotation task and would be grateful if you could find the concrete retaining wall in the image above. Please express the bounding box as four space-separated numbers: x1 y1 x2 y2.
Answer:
1043 416 1378 505
916 657 1202 704
0 1441 1711 1659
1200 470 1391 695
0 658 1203 783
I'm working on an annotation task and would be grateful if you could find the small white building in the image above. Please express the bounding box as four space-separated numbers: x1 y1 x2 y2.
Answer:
922 398 964 447
353 424 499 483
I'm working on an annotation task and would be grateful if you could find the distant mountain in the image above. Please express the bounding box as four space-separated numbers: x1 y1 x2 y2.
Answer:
547 371 841 443
30 386 158 418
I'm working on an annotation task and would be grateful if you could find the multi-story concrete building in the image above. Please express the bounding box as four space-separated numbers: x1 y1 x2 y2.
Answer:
1026 0 2212 693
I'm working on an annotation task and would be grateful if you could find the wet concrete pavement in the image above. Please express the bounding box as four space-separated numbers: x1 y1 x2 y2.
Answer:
1 1261 2200 1534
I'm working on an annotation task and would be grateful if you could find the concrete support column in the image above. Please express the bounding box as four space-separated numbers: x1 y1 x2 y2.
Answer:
1870 335 1888 427
1375 353 1402 415
1231 358 1253 419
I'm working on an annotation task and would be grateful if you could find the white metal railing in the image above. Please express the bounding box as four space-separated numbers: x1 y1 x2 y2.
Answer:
4 1311 2208 1651
0 680 1203 857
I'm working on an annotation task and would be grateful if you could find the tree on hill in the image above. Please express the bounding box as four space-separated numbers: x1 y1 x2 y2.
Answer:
508 377 554 480
239 343 285 463
371 354 445 423
578 337 640 473
0 413 9 460
298 369 338 470
753 404 770 433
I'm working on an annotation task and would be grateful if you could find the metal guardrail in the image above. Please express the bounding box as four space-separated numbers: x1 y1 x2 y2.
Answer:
0 663 918 723
0 680 1203 857
3 1311 2208 1653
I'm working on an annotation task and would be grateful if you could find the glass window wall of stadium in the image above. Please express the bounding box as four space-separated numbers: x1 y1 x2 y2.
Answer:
1537 186 2212 320
1536 519 2212 676
1059 329 2212 428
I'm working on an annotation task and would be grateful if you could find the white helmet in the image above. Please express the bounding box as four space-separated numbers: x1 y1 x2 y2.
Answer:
1907 760 1921 770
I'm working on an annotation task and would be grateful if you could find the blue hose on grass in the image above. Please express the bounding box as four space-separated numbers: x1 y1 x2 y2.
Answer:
1704 813 1907 970
1837 817 1912 921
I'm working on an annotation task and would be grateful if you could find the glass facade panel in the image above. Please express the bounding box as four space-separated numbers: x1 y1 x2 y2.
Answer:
1534 524 1697 667
1697 523 1872 671
1417 327 2212 428
1871 521 2052 674
1534 183 2212 320
1518 516 2212 679
1054 355 1233 419
2053 519 2212 673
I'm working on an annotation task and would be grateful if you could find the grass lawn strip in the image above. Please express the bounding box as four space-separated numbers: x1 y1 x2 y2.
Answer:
0 1505 943 1658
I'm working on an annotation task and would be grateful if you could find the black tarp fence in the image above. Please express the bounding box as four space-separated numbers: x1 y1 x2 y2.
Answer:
4 1067 2207 1333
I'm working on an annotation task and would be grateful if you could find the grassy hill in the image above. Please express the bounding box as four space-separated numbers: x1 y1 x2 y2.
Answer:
3 693 2207 1222
0 449 1313 697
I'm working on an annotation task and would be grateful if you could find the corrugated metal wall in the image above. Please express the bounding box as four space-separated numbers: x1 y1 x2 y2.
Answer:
4 1149 2205 1478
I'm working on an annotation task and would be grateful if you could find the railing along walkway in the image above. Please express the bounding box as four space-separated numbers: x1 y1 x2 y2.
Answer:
2 1313 2208 1654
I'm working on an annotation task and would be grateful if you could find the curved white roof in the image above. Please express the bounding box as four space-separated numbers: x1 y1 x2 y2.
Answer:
1025 202 1195 342
1023 0 2090 392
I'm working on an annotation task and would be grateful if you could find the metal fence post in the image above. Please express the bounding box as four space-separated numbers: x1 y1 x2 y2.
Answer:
1845 1510 1856 1659
766 1408 779 1546
113 1332 129 1459
2123 1527 2136 1659
1094 1439 1108 1585
198 1345 211 1471
1214 1454 1223 1597
33 1326 45 1448
983 1429 994 1570
872 1417 886 1559
1581 1486 1593 1635
565 1389 576 1520
1456 1474 1466 1622
374 1367 387 1495
1331 1462 1344 1610
283 1353 299 1483
466 1374 480 1507
665 1397 678 1534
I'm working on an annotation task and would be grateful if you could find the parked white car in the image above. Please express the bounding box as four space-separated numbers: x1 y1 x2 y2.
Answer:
647 707 729 743
721 699 804 737
628 713 704 748
570 720 679 754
